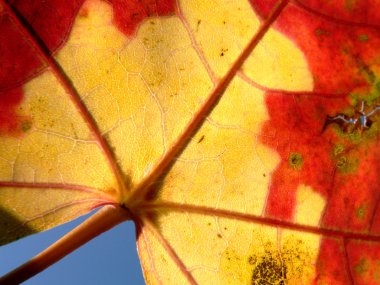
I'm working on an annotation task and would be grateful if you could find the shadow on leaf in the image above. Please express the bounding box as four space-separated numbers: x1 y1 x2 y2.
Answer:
0 207 37 246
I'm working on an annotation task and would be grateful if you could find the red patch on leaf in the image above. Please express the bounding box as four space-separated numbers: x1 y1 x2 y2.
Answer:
369 204 380 235
346 240 380 284
261 93 346 220
322 143 380 233
2 0 177 135
1 1 82 135
263 97 380 232
111 0 176 37
256 0 380 229
8 0 85 51
256 0 380 282
248 0 277 19
1 0 85 90
251 0 380 27
314 238 352 284
0 9 43 91
297 0 380 26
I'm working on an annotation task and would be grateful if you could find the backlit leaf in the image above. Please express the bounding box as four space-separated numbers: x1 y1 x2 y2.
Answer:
1 0 380 284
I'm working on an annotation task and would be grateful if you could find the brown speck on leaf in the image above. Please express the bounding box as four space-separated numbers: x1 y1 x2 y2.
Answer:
315 28 330 37
79 8 89 18
198 135 205 143
220 48 228 57
217 233 222 238
21 121 32 133
248 256 256 265
196 19 202 32
251 251 287 285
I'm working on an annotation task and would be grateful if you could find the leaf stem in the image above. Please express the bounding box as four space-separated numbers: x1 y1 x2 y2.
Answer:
140 217 198 285
0 205 130 285
142 202 380 242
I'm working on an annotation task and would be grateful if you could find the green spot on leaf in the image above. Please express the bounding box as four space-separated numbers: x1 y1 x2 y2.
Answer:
375 260 380 281
356 204 366 220
21 121 32 133
354 258 370 275
333 144 345 156
347 131 362 144
335 155 359 174
336 156 348 169
288 153 303 170
344 0 356 11
315 28 329 37
375 81 380 92
358 34 369 42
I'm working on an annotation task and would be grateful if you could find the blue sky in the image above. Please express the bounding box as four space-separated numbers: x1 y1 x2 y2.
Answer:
0 210 145 284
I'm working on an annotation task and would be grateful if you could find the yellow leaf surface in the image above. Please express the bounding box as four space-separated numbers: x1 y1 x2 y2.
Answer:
1 0 351 283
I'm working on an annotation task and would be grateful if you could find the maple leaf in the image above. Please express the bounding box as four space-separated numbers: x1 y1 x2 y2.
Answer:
1 0 380 284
